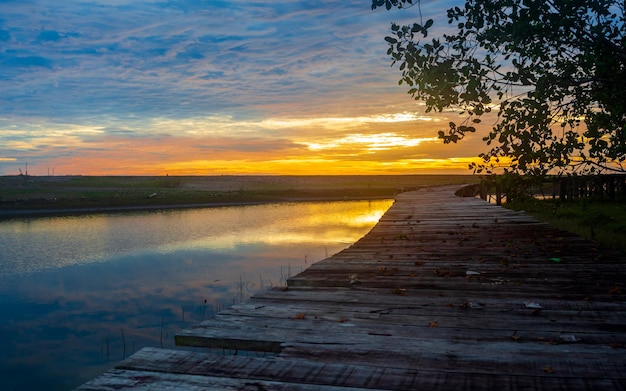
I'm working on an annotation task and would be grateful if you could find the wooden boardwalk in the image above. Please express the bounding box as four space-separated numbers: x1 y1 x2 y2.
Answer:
77 185 626 390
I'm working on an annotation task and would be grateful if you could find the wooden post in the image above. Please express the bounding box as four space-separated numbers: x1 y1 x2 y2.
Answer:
480 180 487 201
608 177 615 201
495 183 502 206
595 177 603 199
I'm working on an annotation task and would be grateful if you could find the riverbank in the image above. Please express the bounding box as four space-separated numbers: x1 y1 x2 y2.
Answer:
0 174 476 219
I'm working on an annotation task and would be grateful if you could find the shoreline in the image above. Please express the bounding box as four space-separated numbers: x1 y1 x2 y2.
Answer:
0 175 477 220
0 195 396 220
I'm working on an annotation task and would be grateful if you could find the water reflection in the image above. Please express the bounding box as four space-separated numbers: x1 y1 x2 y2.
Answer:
0 201 390 276
0 200 392 390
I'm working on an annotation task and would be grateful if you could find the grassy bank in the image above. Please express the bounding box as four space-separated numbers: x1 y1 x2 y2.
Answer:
506 198 626 254
0 175 477 217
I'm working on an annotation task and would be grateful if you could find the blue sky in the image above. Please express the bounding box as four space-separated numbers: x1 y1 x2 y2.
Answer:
0 0 476 175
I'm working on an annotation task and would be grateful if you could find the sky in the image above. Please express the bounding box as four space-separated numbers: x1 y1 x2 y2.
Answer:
0 0 484 176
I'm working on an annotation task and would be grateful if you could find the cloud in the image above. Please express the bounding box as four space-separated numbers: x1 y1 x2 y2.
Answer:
0 53 53 68
0 0 418 118
0 0 478 175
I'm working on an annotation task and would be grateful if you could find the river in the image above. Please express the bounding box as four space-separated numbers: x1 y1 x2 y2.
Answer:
0 199 393 390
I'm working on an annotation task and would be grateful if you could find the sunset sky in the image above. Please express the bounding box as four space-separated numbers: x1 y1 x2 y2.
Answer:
0 0 485 176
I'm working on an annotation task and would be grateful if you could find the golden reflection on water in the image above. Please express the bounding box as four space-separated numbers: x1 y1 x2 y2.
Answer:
0 200 393 275
143 200 392 252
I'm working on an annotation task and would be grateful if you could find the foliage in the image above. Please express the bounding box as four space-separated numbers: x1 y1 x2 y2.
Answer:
373 0 626 176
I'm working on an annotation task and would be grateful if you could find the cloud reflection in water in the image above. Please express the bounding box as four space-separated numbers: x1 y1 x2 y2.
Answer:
0 199 392 390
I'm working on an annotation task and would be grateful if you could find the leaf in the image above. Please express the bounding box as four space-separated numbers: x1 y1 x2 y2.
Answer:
510 331 521 341
349 274 361 285
393 287 407 296
293 313 306 320
429 321 439 327
608 285 621 294
550 257 561 263
543 366 555 374
385 36 398 44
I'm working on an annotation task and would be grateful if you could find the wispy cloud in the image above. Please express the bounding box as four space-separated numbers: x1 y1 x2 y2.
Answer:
0 0 479 175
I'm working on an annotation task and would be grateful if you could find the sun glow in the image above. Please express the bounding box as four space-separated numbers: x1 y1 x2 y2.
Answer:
260 112 437 130
1 110 483 176
305 133 440 152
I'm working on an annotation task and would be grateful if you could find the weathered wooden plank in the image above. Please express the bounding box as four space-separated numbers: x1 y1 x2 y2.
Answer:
214 299 626 333
80 347 623 391
279 342 626 383
177 314 625 351
294 264 626 283
280 342 626 380
253 287 626 312
286 274 623 298
75 368 386 391
175 316 626 373
113 347 512 391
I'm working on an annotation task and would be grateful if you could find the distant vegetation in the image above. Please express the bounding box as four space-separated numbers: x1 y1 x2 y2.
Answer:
0 175 477 218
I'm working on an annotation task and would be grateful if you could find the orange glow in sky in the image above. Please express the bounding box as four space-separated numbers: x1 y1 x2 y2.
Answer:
2 110 489 176
0 0 487 176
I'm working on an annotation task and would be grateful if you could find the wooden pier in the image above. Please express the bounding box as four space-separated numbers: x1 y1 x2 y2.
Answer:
76 185 626 390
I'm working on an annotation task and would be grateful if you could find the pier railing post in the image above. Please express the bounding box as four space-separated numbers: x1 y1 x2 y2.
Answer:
495 184 502 206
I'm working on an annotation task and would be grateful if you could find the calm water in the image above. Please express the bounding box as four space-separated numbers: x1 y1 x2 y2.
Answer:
0 200 392 390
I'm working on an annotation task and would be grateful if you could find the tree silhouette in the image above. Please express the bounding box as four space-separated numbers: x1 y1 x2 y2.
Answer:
373 0 626 176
